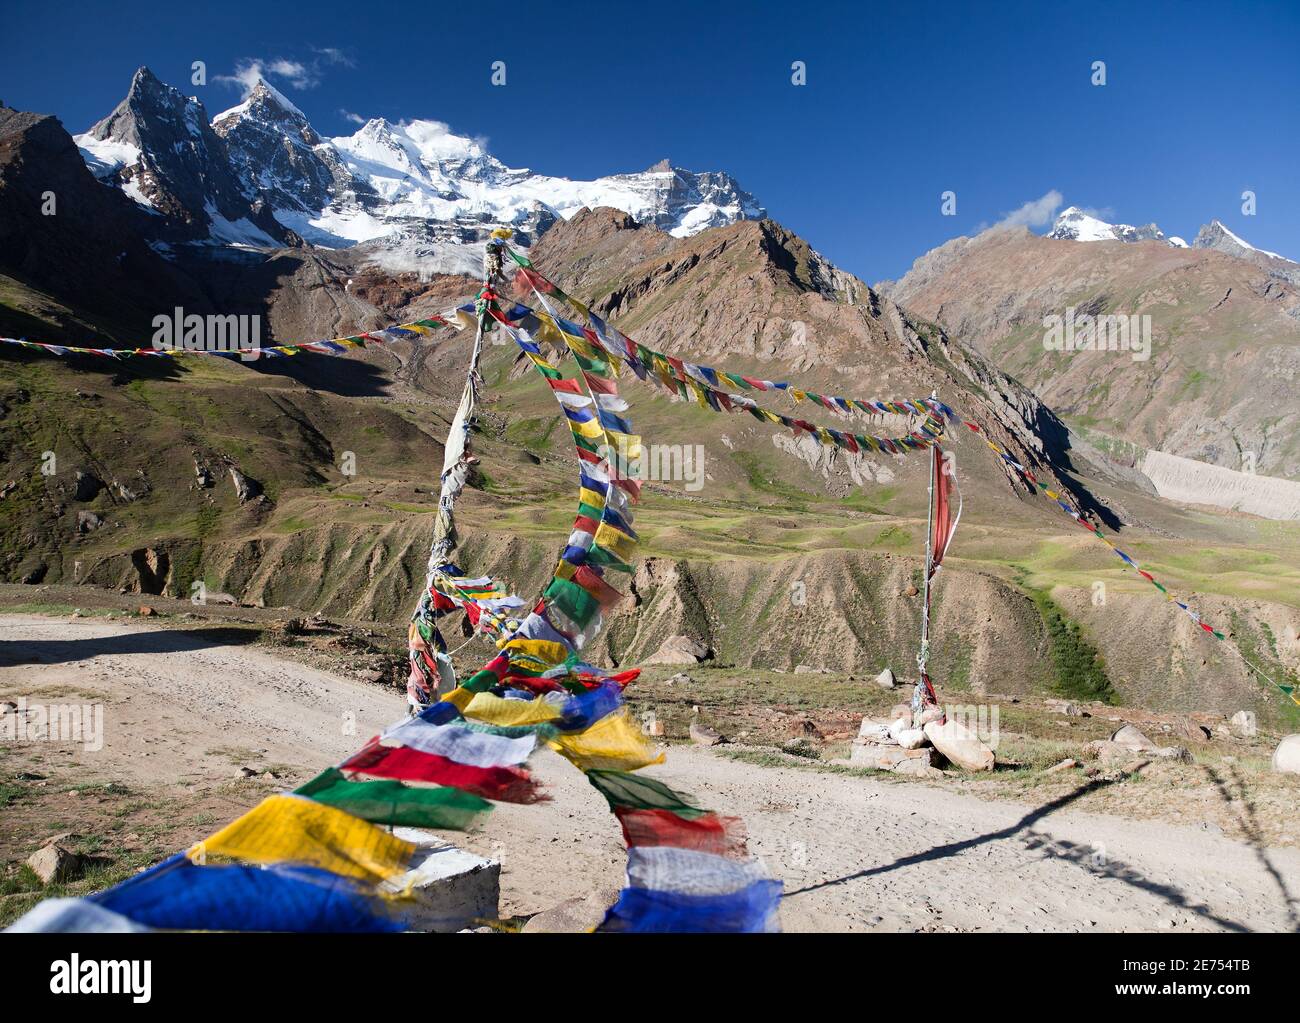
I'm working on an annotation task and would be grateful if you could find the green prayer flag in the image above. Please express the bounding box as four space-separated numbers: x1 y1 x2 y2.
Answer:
543 576 600 627
586 769 709 819
295 768 491 830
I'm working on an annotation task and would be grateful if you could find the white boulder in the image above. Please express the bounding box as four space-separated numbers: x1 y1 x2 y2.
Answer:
1273 734 1300 775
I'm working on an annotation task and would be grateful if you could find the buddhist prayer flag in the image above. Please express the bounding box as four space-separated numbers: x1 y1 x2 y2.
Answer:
93 854 406 933
296 768 492 830
188 795 416 884
929 443 960 577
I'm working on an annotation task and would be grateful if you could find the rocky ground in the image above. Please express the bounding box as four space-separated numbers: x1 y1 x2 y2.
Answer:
2 608 1296 932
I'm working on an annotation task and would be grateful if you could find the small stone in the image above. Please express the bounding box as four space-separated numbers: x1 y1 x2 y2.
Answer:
522 888 621 933
138 606 156 617
27 844 83 885
1044 758 1078 774
689 721 723 746
874 668 897 690
644 720 665 737
1229 710 1257 738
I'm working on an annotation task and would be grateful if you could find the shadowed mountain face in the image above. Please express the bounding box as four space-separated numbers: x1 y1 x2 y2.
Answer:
0 104 215 342
882 226 1300 480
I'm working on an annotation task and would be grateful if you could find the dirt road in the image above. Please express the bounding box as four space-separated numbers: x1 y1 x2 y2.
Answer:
2 614 1296 932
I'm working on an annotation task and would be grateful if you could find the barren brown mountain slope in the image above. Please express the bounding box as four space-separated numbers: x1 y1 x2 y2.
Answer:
2 208 1298 724
882 226 1300 479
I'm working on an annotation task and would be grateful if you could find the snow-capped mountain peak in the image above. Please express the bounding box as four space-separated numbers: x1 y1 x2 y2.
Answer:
75 66 288 246
1048 206 1167 243
1193 219 1290 263
74 68 766 274
213 78 307 127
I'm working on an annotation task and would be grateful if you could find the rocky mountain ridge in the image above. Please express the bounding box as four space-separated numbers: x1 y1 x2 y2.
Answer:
73 67 765 274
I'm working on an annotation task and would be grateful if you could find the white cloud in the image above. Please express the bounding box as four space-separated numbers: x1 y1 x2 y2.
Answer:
993 189 1064 230
218 48 353 96
339 109 365 125
313 47 356 68
265 59 317 89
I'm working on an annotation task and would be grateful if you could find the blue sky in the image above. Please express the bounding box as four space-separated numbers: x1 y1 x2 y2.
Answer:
4 0 1297 280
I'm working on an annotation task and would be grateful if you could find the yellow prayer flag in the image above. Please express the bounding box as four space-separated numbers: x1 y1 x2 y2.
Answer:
553 559 578 582
570 416 604 441
464 692 563 727
546 710 665 773
189 795 415 884
502 637 570 666
441 687 476 712
578 486 607 510
594 521 636 562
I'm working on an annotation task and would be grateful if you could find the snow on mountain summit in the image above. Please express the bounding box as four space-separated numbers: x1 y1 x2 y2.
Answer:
1193 219 1290 262
76 68 767 273
1048 206 1167 244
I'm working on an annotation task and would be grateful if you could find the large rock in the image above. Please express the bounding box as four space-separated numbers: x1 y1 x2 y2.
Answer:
892 757 944 778
689 720 723 746
228 466 263 503
874 668 897 690
1229 710 1257 738
1111 723 1158 751
924 719 995 772
850 741 937 771
645 635 710 665
1273 735 1300 775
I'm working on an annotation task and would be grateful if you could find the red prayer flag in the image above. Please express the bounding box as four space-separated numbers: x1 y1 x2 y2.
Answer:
930 444 960 576
341 742 544 803
616 808 750 859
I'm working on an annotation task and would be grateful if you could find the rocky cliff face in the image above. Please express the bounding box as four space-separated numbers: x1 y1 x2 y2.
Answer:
76 67 292 246
211 80 366 218
1193 219 1300 286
